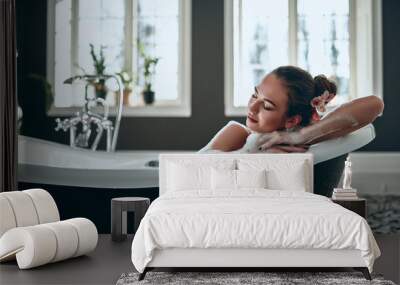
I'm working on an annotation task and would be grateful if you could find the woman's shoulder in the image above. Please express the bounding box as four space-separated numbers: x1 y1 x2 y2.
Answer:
225 120 252 134
198 121 251 153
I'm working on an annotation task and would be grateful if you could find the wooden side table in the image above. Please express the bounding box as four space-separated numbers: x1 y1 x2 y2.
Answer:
111 197 150 242
331 198 367 218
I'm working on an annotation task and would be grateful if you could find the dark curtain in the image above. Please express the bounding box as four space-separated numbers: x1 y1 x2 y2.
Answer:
0 0 17 192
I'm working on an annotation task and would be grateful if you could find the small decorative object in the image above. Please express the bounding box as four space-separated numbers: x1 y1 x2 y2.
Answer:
116 71 135 106
342 156 352 189
89 43 108 100
332 156 358 200
138 42 159 105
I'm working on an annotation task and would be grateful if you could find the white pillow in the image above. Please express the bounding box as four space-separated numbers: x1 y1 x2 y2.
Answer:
166 160 235 192
268 162 307 191
237 169 267 189
211 169 236 190
237 159 309 192
168 163 209 191
211 168 267 190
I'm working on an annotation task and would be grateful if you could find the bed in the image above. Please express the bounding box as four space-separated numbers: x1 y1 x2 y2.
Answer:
131 153 380 280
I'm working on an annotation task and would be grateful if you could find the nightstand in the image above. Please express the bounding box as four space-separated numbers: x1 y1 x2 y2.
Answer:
111 197 150 242
331 198 367 218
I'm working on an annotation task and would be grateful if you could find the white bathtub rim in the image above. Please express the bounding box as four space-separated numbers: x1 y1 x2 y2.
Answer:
18 135 190 170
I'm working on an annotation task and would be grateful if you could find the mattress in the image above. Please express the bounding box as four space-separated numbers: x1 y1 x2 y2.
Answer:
131 190 380 273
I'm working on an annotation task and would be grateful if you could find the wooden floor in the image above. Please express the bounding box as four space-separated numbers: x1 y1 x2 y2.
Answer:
0 234 399 285
0 235 134 285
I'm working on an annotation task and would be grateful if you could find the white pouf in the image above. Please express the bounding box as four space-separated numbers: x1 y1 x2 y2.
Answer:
0 189 98 269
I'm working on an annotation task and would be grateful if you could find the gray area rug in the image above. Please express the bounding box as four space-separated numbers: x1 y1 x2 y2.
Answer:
116 271 396 285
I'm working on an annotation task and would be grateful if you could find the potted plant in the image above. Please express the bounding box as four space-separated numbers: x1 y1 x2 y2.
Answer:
138 43 159 105
89 43 108 100
116 71 135 106
29 74 54 112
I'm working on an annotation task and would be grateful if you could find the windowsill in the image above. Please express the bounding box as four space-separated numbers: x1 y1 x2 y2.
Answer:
224 106 247 117
47 102 191 117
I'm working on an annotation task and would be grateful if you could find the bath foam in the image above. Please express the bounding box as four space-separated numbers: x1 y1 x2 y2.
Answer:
199 122 375 165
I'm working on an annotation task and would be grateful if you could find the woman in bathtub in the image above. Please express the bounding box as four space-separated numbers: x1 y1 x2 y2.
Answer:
200 65 384 153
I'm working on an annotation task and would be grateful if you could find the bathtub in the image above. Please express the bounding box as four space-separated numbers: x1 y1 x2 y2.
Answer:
18 124 375 191
18 136 185 189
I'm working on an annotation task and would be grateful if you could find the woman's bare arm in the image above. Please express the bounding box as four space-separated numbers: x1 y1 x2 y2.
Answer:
300 95 384 145
259 95 384 150
210 123 250 151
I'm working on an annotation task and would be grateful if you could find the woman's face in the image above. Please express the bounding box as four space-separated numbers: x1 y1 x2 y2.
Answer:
246 74 289 133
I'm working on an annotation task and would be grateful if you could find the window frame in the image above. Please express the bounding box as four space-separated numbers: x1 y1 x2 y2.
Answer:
46 0 192 117
224 0 383 116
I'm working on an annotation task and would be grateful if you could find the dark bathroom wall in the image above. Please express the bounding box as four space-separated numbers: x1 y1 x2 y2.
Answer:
365 0 400 151
16 0 400 151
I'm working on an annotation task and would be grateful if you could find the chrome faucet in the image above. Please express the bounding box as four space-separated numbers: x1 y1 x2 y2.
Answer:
55 74 123 152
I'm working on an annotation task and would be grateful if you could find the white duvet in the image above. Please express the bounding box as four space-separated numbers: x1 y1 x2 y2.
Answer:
131 190 380 273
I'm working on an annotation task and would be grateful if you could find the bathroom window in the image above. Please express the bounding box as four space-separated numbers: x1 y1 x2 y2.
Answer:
224 0 382 116
47 0 191 117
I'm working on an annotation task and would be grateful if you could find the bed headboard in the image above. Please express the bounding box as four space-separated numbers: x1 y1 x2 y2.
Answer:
159 153 313 196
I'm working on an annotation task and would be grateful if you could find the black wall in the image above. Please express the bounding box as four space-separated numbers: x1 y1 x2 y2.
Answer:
16 0 400 151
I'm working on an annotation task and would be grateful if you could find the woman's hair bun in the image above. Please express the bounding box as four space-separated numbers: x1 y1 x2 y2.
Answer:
270 66 338 126
313 75 337 98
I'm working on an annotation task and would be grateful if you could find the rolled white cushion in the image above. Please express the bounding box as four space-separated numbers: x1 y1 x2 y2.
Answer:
0 189 98 269
0 218 97 269
64 218 98 257
0 196 17 237
0 226 57 269
42 221 79 262
23 189 60 223
1 191 39 227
